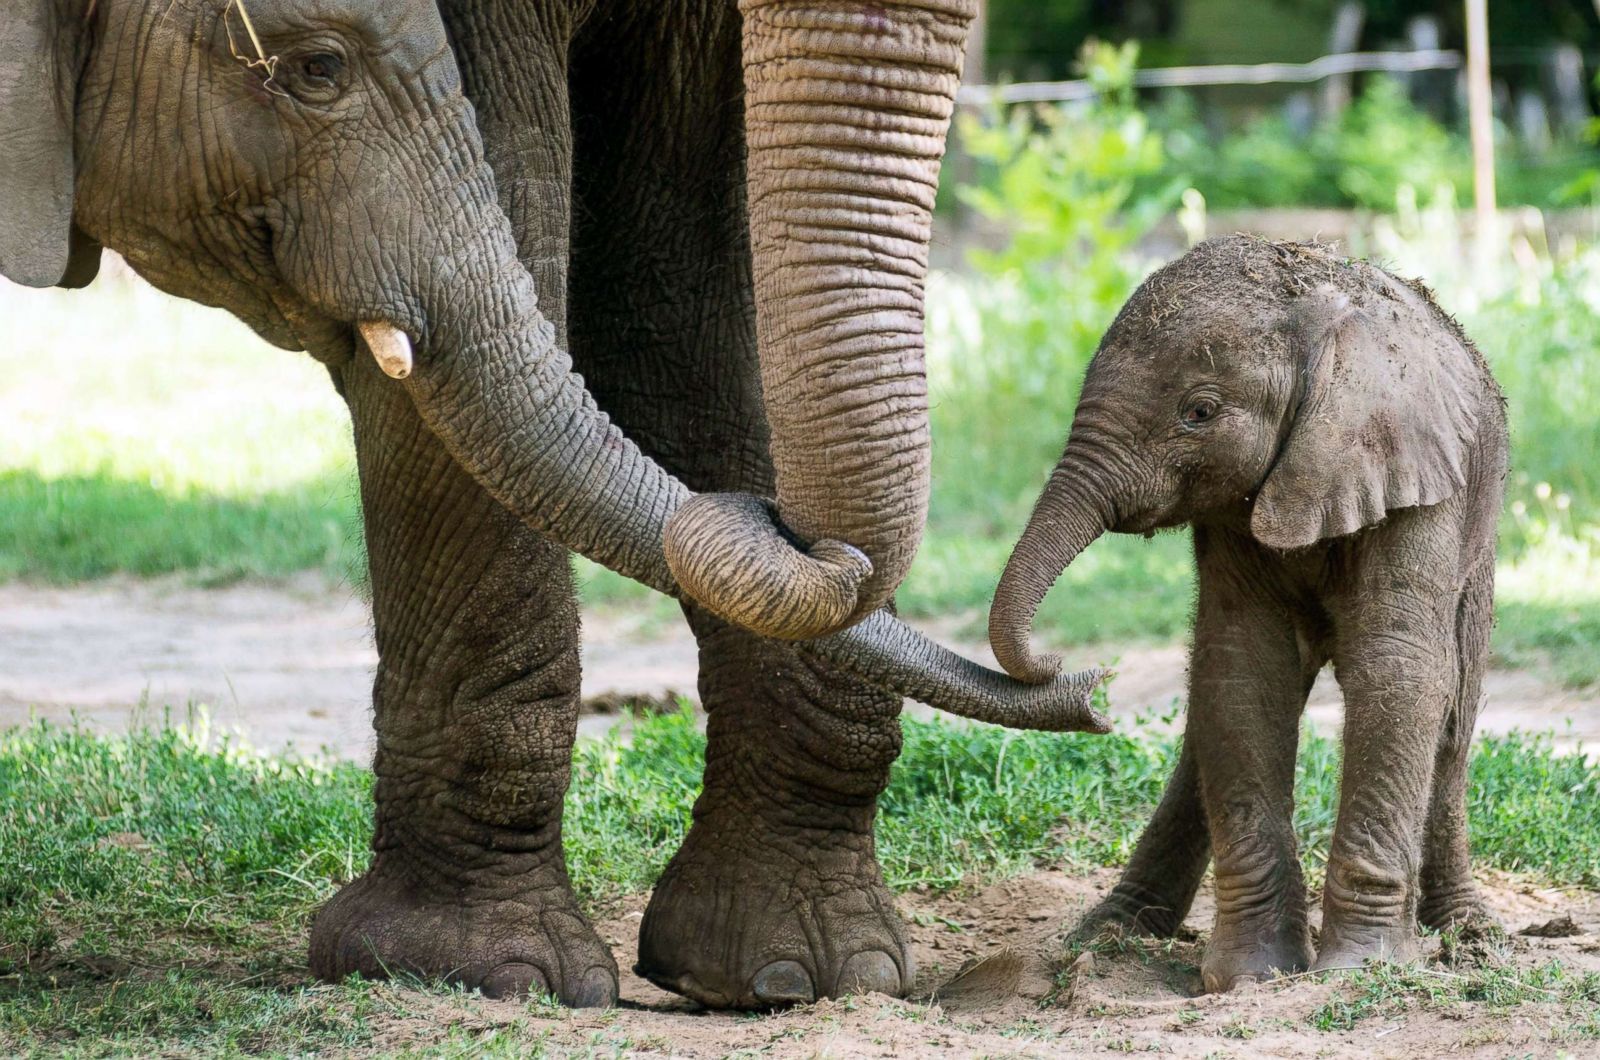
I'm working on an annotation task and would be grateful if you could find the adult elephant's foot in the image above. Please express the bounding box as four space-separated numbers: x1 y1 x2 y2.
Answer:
635 824 910 1009
309 863 618 1005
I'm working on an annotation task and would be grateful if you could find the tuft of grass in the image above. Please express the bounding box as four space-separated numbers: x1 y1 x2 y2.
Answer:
1308 959 1600 1035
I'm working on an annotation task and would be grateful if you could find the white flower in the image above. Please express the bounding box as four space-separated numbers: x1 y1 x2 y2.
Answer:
1535 482 1552 500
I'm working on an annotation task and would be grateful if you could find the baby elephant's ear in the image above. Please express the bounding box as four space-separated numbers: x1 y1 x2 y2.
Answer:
1250 284 1478 550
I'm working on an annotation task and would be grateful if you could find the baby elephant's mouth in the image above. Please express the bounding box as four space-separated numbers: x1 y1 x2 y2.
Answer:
1111 509 1171 537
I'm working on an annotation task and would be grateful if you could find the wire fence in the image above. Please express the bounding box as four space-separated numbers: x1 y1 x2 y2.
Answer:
957 49 1463 106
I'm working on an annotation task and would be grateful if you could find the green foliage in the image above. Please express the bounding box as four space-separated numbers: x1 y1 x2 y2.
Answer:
1155 77 1597 211
935 41 1181 535
1318 78 1464 209
1468 731 1600 886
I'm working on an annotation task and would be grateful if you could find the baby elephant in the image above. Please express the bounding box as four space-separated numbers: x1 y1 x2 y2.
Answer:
989 236 1507 991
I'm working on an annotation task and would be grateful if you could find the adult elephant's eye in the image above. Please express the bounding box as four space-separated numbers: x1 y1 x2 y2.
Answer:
300 53 343 85
287 52 346 102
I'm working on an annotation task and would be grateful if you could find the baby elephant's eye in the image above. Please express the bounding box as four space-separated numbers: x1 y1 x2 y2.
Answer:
1182 399 1218 427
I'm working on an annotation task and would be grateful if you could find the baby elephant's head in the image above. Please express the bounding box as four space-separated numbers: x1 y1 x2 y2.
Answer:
989 235 1487 682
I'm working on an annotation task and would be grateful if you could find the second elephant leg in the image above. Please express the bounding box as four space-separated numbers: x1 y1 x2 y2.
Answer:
1190 529 1315 992
1418 562 1495 931
1077 635 1326 940
565 1 908 1008
1317 562 1462 969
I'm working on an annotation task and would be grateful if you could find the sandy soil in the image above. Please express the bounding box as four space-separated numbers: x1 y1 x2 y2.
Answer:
339 869 1600 1058
4 579 1599 760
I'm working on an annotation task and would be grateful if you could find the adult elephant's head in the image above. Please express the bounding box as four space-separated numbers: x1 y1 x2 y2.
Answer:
0 0 972 640
662 0 977 639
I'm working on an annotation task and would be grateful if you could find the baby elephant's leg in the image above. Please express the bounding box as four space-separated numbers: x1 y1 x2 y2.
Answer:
1419 562 1497 931
1189 532 1315 992
1317 533 1465 970
1078 636 1323 942
1074 739 1209 939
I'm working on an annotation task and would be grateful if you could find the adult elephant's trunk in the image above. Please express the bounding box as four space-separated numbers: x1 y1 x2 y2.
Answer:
990 459 1116 684
398 247 687 600
379 212 1105 733
661 0 976 641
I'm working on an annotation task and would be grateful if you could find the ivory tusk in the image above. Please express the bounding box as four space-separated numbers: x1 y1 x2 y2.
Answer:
358 321 413 379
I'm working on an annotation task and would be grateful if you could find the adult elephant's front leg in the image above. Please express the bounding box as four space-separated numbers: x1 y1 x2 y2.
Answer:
307 358 614 1004
564 2 909 1008
308 0 612 1003
640 614 910 1006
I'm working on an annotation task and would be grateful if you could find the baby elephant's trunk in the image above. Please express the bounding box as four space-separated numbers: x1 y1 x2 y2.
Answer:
989 460 1114 684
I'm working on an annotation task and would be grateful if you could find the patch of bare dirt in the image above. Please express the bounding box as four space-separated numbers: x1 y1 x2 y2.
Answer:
319 870 1600 1058
7 580 1598 761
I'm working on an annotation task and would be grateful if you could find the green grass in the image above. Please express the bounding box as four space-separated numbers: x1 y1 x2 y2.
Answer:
1308 958 1600 1038
1 709 1598 1055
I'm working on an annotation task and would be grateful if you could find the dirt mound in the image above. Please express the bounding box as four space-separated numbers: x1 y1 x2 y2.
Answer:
476 868 1600 1058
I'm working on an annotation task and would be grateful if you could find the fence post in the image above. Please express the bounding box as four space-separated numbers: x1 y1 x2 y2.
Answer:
1320 2 1365 120
1465 0 1497 255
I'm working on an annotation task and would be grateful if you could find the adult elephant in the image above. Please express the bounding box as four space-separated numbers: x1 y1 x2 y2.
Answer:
1 0 1105 1009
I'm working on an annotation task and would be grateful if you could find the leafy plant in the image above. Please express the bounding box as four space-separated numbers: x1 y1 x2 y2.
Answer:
932 40 1183 536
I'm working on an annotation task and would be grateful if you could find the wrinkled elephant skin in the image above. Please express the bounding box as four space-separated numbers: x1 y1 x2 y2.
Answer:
0 0 1107 1009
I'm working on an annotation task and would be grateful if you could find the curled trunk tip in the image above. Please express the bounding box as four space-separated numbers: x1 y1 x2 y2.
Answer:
988 464 1112 684
664 492 875 640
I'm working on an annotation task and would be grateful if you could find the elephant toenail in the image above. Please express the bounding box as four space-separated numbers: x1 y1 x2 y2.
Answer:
838 950 902 996
572 966 619 1008
480 961 549 999
752 960 816 1006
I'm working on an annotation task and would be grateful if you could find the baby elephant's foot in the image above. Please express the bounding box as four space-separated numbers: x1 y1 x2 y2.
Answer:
636 827 911 1009
1312 929 1421 974
1201 914 1313 993
1419 885 1497 934
1072 881 1190 941
1315 863 1422 974
309 863 618 1005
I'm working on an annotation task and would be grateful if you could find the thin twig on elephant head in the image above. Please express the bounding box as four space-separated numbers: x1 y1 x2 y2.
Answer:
224 0 286 97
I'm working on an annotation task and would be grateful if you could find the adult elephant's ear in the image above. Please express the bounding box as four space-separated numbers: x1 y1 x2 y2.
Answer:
0 0 98 288
1251 283 1478 550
